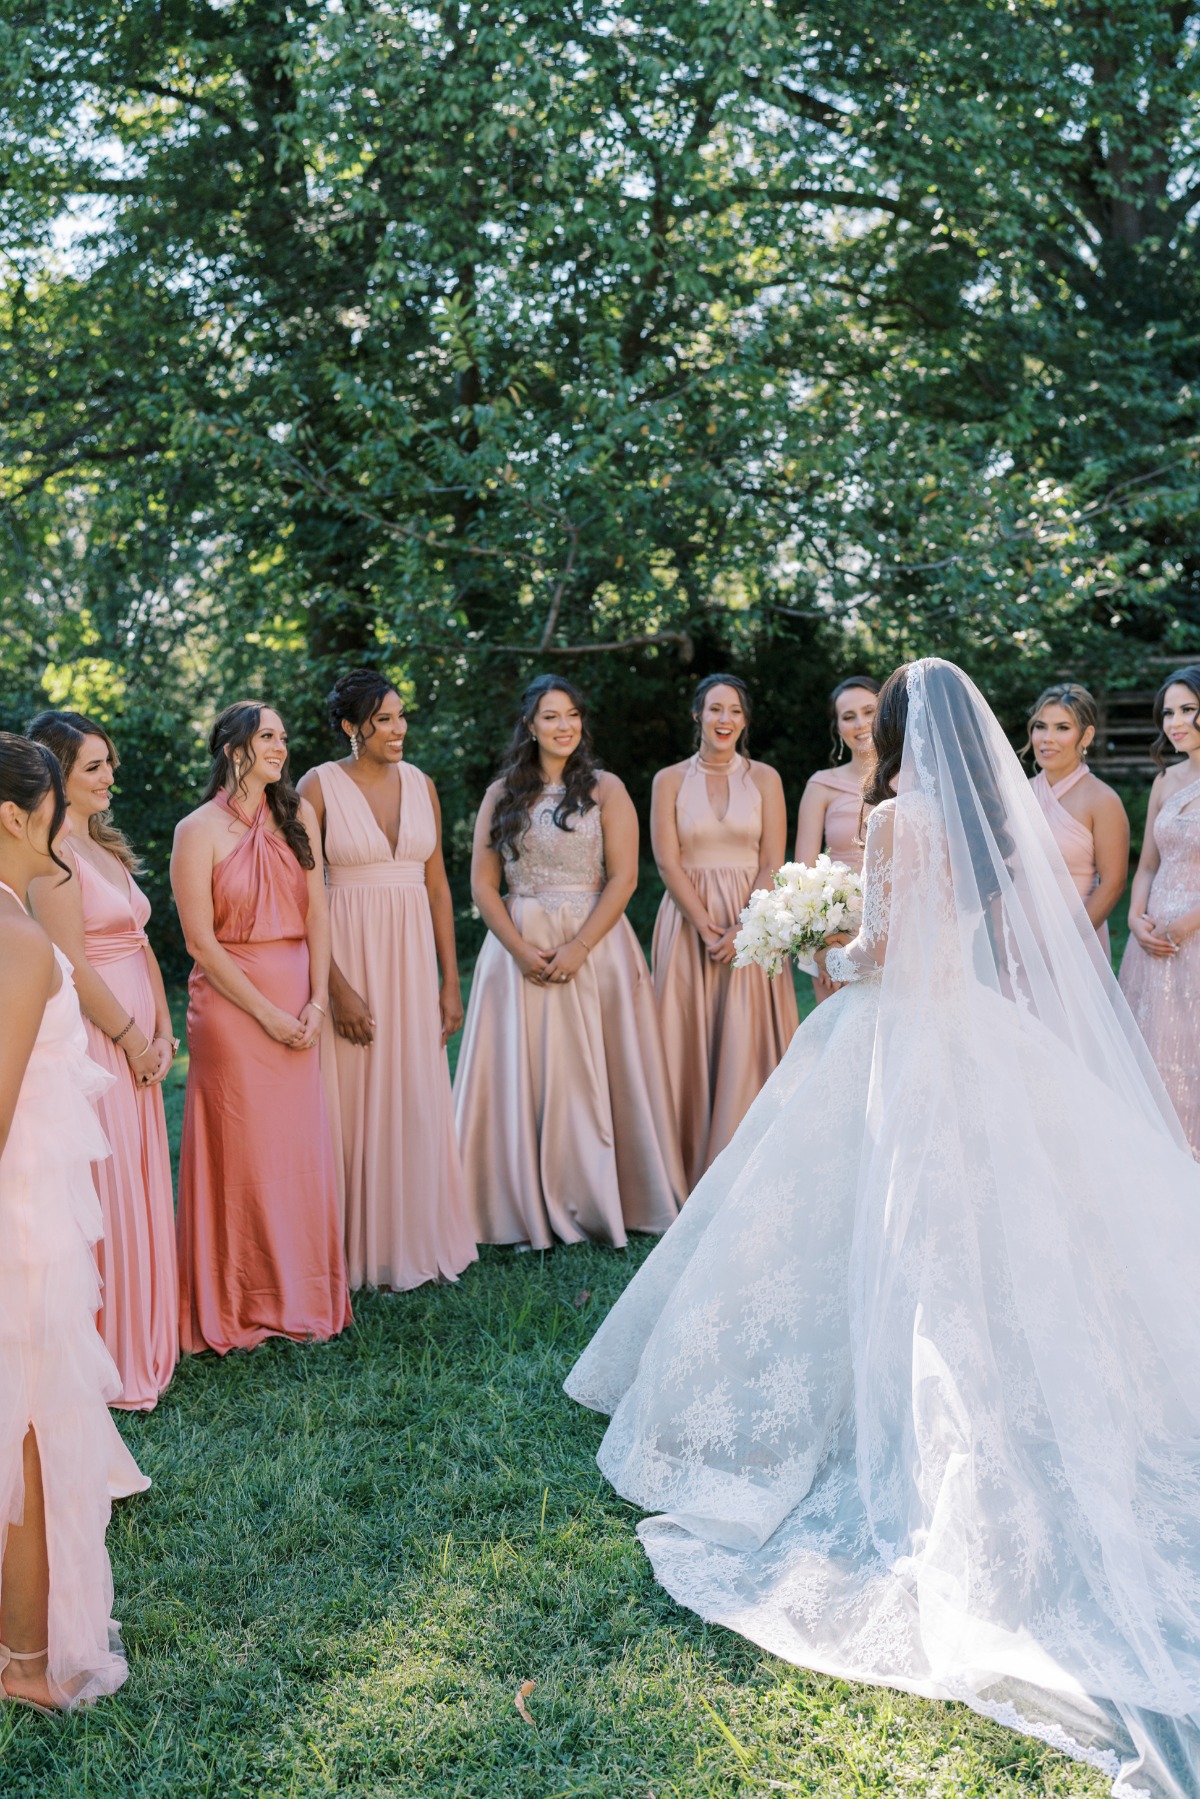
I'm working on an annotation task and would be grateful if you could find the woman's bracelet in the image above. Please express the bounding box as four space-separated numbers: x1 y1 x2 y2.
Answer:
577 936 592 955
154 1033 181 1057
309 1000 327 1016
111 1015 137 1046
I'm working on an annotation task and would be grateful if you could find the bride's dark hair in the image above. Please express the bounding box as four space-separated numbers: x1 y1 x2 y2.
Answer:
489 674 601 860
0 733 71 878
865 662 1013 902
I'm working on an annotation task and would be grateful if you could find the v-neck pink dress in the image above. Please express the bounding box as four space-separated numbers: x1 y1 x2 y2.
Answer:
652 757 799 1186
73 850 179 1411
316 760 476 1291
1032 765 1110 954
1120 773 1200 1157
176 794 351 1353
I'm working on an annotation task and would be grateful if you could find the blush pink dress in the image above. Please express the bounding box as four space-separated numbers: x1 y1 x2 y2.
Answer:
455 783 685 1249
74 851 178 1410
652 757 799 1185
1119 772 1200 1156
0 920 136 1707
316 760 476 1291
802 766 869 873
1031 766 1110 955
176 794 351 1353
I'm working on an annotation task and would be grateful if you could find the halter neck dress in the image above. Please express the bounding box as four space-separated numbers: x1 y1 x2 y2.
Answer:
1031 765 1110 954
176 793 351 1353
316 760 476 1291
73 848 178 1409
1120 773 1200 1156
802 764 870 873
455 781 685 1249
0 888 136 1707
652 756 799 1185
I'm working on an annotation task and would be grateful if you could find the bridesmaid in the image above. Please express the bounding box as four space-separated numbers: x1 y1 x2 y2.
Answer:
27 711 179 1413
650 673 798 1185
297 669 476 1292
0 733 132 1711
1026 682 1129 954
1119 666 1200 1157
171 702 351 1353
455 674 685 1249
794 675 880 1003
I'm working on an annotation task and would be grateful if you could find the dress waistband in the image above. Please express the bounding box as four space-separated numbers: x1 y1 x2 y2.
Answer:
86 928 149 966
509 883 603 898
327 863 426 889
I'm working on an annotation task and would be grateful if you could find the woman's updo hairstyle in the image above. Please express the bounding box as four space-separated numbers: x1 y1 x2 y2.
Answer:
691 672 752 756
1151 665 1200 770
326 668 401 748
489 673 601 860
0 732 70 877
827 675 881 761
1023 682 1099 760
862 664 910 808
25 709 142 873
199 701 314 869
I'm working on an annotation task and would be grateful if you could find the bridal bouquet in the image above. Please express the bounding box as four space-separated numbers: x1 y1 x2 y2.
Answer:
734 856 864 978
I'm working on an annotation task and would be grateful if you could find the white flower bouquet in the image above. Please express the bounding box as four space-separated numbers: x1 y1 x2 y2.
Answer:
733 856 864 978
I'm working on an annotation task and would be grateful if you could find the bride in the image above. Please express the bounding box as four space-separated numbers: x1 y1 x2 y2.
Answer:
567 659 1200 1799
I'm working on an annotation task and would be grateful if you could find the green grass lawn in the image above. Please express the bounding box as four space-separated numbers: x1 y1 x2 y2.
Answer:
0 967 1116 1797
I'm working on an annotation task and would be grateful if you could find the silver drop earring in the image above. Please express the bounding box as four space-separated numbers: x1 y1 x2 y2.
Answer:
351 731 362 762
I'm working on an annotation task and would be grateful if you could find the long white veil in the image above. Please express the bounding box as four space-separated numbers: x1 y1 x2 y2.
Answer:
853 660 1200 1793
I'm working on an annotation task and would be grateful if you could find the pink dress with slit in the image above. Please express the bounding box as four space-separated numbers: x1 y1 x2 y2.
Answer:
1031 765 1110 956
176 794 351 1353
1119 772 1200 1157
455 782 685 1249
0 917 137 1707
316 760 476 1291
74 851 178 1410
652 757 799 1186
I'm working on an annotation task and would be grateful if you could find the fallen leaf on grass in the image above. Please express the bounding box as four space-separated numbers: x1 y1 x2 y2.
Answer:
515 1678 536 1725
573 1290 591 1308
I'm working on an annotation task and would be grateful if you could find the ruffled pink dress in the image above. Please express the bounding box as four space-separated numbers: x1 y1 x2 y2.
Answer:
455 783 685 1249
1120 773 1200 1157
75 852 178 1410
652 757 799 1185
316 760 476 1291
802 766 869 873
176 794 352 1353
1031 766 1110 955
0 919 139 1707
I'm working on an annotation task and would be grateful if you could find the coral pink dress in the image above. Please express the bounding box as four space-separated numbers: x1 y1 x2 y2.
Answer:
652 757 799 1186
1032 766 1110 955
316 760 476 1291
176 794 351 1353
0 920 136 1707
1120 773 1200 1156
74 851 178 1410
455 783 685 1250
802 766 869 872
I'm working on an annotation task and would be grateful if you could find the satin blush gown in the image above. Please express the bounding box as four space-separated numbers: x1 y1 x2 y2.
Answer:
652 757 798 1185
0 919 137 1707
317 760 476 1291
1120 772 1200 1156
75 851 178 1410
1031 765 1110 955
455 783 685 1250
802 765 869 874
176 794 351 1353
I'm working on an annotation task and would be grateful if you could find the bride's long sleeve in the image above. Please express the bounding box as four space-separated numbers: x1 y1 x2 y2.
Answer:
825 800 895 984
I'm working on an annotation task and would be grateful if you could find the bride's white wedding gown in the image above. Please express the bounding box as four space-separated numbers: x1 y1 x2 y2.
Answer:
567 661 1200 1799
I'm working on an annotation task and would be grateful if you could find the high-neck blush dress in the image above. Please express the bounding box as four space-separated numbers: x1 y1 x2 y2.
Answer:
176 795 351 1353
0 918 137 1707
1032 766 1110 954
74 852 178 1410
455 784 685 1249
652 757 799 1186
1120 773 1200 1156
803 766 869 873
316 760 476 1291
